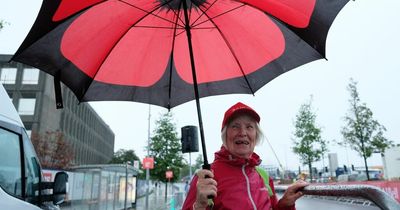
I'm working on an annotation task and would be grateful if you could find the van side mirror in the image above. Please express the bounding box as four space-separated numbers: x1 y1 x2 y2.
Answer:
53 172 68 205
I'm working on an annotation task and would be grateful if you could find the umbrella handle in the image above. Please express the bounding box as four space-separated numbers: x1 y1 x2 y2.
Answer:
202 164 214 199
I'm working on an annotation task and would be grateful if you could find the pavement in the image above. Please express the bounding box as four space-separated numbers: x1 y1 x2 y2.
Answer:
133 185 170 210
135 182 187 210
60 182 186 210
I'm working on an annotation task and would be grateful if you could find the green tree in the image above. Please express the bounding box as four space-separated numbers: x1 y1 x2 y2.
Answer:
0 20 9 31
292 97 327 181
341 79 392 180
180 154 203 179
149 112 184 182
109 149 143 178
194 154 203 171
109 149 140 164
179 160 190 178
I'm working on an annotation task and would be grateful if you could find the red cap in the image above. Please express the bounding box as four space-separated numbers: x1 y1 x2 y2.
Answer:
221 102 260 130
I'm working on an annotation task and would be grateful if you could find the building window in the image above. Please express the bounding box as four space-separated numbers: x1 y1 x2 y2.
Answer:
18 98 36 115
22 68 39 84
0 67 17 84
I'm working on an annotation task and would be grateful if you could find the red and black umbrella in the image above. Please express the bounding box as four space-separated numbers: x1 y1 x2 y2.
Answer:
12 0 349 168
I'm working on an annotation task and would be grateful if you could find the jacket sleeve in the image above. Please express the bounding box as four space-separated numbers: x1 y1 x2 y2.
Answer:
269 178 296 210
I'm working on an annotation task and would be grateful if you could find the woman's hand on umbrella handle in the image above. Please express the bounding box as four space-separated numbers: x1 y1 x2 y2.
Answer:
195 169 217 208
277 180 309 208
202 163 215 199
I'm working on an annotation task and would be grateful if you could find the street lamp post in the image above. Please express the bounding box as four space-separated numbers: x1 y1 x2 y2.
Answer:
189 152 192 178
165 171 168 202
145 105 151 209
124 161 131 210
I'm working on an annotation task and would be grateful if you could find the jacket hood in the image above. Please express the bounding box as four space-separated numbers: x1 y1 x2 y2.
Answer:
214 146 262 167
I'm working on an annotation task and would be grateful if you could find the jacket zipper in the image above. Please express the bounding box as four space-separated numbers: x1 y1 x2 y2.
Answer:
242 164 257 210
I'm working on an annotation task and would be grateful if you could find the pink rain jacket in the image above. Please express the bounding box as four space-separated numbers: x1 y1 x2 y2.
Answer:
182 146 295 210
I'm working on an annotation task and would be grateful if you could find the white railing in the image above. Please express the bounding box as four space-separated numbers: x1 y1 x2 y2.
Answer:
275 184 400 210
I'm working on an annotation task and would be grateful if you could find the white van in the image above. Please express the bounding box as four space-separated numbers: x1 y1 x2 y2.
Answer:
0 83 67 210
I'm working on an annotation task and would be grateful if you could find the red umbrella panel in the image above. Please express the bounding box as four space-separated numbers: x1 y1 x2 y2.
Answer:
12 0 350 167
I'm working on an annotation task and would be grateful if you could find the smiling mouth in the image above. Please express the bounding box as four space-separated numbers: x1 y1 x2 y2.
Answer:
235 140 249 145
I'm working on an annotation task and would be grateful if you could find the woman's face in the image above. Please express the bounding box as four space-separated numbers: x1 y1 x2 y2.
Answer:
224 114 257 159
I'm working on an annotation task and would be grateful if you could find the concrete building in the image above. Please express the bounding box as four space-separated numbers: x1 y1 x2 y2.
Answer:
383 146 400 180
0 54 115 165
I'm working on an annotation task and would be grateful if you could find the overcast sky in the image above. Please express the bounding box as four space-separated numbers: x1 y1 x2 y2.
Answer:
1 0 399 171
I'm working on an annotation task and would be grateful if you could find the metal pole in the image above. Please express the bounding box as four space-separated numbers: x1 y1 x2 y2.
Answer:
165 180 168 202
145 105 151 209
322 155 325 176
189 152 192 178
182 0 210 169
124 162 128 210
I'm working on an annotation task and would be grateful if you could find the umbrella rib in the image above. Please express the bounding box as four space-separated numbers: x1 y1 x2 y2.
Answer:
133 25 184 30
190 27 217 30
189 1 194 23
166 1 183 109
162 1 186 27
81 0 183 101
196 4 255 95
174 26 218 38
229 0 326 58
192 4 246 28
191 0 219 27
119 0 185 28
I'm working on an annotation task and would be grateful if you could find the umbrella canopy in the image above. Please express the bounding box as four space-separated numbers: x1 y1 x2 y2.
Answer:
12 0 349 167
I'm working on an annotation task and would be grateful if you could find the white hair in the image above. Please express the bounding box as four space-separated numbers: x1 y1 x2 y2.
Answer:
221 122 264 146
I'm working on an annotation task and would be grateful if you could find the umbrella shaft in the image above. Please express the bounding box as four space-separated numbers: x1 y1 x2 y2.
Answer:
182 0 209 168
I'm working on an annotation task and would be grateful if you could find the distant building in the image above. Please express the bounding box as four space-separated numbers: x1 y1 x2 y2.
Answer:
328 153 338 177
0 54 115 165
259 165 280 180
383 146 400 180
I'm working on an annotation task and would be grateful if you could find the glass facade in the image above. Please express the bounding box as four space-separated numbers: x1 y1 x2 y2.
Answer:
0 67 17 84
22 68 39 84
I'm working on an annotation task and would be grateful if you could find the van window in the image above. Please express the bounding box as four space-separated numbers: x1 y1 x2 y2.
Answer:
23 131 41 202
0 127 22 197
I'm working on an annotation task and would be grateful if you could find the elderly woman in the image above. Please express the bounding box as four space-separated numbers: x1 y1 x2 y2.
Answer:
182 102 308 210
